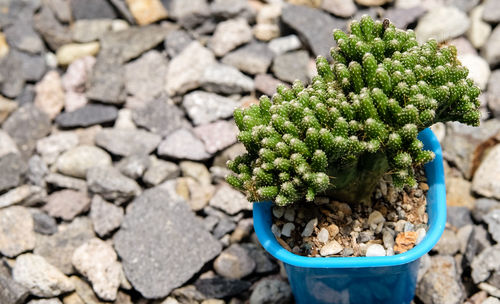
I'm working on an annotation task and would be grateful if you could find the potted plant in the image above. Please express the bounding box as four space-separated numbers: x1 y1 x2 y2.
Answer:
226 15 480 304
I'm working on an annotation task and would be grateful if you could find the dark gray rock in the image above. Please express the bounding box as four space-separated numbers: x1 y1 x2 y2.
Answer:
487 70 500 118
471 244 500 284
383 7 427 29
0 153 27 192
55 104 118 128
249 279 293 304
16 85 36 106
0 50 25 98
164 30 194 58
281 4 345 58
114 187 222 298
195 277 251 299
484 210 500 243
33 6 72 51
70 0 117 20
0 261 29 304
16 50 46 82
86 54 125 104
200 63 254 95
447 206 473 229
95 128 161 157
271 50 310 83
86 166 141 205
221 42 274 75
4 20 44 54
132 99 189 137
44 0 72 23
31 210 58 235
241 243 278 274
483 0 500 23
3 105 51 157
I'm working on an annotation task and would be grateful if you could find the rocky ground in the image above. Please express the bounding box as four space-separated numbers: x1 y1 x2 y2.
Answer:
0 0 499 303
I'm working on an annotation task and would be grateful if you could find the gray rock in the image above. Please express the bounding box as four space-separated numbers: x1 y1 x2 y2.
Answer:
31 210 58 235
108 0 135 24
124 50 167 101
281 5 345 58
221 42 274 75
0 206 36 258
457 224 476 264
166 0 210 28
209 183 252 215
55 104 118 128
484 210 500 243
195 277 251 299
116 154 150 179
143 157 180 186
87 166 141 205
459 53 490 90
447 206 473 228
4 20 44 54
56 145 112 178
272 50 310 83
254 73 285 96
0 130 19 158
213 244 255 279
249 279 292 304
268 35 302 56
72 19 112 43
471 244 500 283
183 91 240 126
483 0 500 23
472 145 500 200
33 6 72 50
487 70 500 118
415 6 470 43
166 41 216 96
0 51 25 98
0 153 27 193
15 84 36 105
45 173 87 192
416 255 465 304
241 243 277 274
3 104 51 157
482 25 500 66
27 155 48 187
70 0 117 20
383 7 427 29
89 195 123 237
34 217 95 274
13 254 74 297
0 262 29 304
473 198 500 222
16 50 46 82
132 99 189 137
194 120 238 155
200 63 254 94
321 0 356 18
158 128 211 160
433 229 461 255
448 0 479 12
85 55 125 104
72 238 121 301
113 187 222 298
208 18 252 57
43 190 90 221
164 30 193 58
210 0 253 19
36 132 79 165
0 185 46 209
95 128 161 157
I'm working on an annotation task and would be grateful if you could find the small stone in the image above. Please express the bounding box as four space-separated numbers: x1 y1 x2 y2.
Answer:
320 240 343 256
0 261 29 304
0 185 45 209
416 227 426 245
166 41 216 96
114 109 136 130
272 207 284 218
367 210 385 228
194 120 238 154
281 223 295 237
254 74 284 96
487 70 500 117
182 91 240 126
214 244 255 279
85 55 124 104
472 145 500 200
70 0 117 19
221 42 274 75
43 190 90 221
31 210 58 235
126 0 167 25
268 35 301 56
167 0 210 28
45 173 87 192
56 42 100 66
62 56 95 92
383 230 395 249
55 104 118 128
195 277 251 299
394 231 418 253
272 50 310 83
483 297 500 304
212 217 236 239
27 299 62 304
458 54 490 90
179 161 210 186
32 6 71 51
157 128 211 160
71 19 112 43
434 229 461 255
0 153 27 192
56 145 111 178
116 154 150 179
72 238 121 301
208 19 252 57
200 63 254 94
467 5 492 49
95 128 161 157
209 183 252 215
249 279 292 304
366 244 386 257
447 206 473 228
164 30 193 58
415 6 470 43
124 50 167 101
481 24 500 66
317 227 329 243
143 157 180 186
13 253 74 297
36 132 78 166
89 195 124 237
483 0 500 23
0 96 18 125
302 218 318 237
484 209 500 243
472 244 500 283
445 176 475 209
321 0 356 17
132 98 188 137
284 208 295 221
0 206 36 258
253 23 280 41
87 166 141 205
271 224 281 238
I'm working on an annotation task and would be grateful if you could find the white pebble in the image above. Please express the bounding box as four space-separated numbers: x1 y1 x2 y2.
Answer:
301 218 318 237
366 244 386 257
367 211 385 229
320 240 343 256
416 227 426 244
317 228 329 243
386 247 395 256
284 208 295 221
383 230 395 249
271 224 281 238
272 206 284 218
395 220 406 232
404 222 415 232
281 222 295 237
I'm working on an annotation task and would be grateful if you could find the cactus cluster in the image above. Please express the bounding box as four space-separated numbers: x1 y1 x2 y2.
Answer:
226 15 481 206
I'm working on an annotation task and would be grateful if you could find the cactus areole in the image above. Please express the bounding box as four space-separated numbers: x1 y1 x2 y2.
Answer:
226 15 481 206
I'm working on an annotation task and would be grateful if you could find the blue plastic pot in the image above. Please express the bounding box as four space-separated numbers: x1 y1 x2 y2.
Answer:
253 128 446 304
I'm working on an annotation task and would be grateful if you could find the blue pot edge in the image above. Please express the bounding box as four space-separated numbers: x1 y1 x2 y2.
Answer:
252 128 447 269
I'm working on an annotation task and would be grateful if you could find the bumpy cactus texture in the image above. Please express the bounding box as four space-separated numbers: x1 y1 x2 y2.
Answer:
226 16 481 206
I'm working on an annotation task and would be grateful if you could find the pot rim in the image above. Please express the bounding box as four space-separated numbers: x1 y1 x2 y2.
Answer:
253 128 446 269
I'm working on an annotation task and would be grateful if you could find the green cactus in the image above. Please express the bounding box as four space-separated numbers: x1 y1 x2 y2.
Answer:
226 15 481 206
